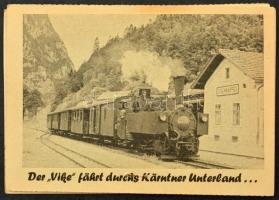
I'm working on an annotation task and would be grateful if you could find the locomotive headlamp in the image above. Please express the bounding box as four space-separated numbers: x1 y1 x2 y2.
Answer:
159 112 168 121
201 114 208 122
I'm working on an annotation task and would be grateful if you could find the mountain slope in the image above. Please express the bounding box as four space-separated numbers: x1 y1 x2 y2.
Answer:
23 14 74 115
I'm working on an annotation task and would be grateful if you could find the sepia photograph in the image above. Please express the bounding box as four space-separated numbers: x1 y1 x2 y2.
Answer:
22 13 264 169
4 4 275 195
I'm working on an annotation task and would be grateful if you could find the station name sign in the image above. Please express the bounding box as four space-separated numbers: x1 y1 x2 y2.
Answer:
216 84 239 96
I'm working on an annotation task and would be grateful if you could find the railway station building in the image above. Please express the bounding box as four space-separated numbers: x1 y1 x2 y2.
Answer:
191 49 264 158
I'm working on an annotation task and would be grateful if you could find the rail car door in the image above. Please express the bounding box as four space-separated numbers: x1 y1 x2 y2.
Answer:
58 113 61 130
89 108 96 134
117 102 127 140
117 113 126 140
95 105 101 135
83 109 90 134
100 103 115 137
93 108 97 133
68 111 71 131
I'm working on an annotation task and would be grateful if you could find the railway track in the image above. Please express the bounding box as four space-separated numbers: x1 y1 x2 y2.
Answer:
57 133 181 168
39 132 111 168
51 131 172 166
37 128 170 168
61 133 235 169
33 127 235 169
176 159 235 169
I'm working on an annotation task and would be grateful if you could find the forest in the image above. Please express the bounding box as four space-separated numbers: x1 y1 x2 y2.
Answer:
51 14 263 111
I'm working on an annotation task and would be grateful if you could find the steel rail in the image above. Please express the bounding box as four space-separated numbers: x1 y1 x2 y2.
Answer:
39 131 111 168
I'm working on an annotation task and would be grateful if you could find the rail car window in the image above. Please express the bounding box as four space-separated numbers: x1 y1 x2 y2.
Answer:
215 104 222 125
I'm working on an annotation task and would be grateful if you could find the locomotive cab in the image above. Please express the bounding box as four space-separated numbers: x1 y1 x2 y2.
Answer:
134 87 151 98
131 86 152 112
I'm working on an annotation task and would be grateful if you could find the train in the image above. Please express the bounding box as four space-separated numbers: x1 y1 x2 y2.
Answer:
47 76 209 160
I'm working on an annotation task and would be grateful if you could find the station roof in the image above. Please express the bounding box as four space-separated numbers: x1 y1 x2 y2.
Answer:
191 49 264 89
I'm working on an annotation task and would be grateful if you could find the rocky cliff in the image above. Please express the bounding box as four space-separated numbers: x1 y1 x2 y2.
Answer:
23 14 74 106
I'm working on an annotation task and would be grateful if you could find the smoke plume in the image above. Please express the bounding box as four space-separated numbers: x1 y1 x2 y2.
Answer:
120 50 186 91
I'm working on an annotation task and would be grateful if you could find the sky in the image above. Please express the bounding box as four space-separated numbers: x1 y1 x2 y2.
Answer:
49 15 157 70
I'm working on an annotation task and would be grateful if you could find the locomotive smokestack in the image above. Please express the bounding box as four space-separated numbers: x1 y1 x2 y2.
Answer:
173 76 186 106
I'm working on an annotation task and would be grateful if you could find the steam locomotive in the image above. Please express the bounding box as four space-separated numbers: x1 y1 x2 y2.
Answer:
47 76 208 160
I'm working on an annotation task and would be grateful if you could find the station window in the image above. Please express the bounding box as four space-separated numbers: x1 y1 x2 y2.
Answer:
215 104 222 125
80 111 83 121
214 135 220 141
232 136 238 142
233 103 240 125
225 68 230 79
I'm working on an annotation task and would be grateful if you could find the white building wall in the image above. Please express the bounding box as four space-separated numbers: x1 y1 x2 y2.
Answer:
200 58 264 157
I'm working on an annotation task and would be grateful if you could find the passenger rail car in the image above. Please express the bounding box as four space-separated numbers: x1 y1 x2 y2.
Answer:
47 76 209 160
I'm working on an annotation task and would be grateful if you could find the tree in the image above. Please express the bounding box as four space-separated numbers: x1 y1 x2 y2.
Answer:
93 37 100 53
67 72 83 93
54 14 263 110
23 88 44 118
51 80 70 111
124 24 137 38
23 85 30 117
